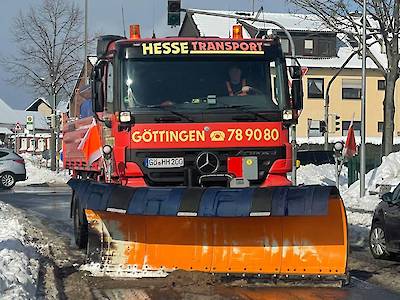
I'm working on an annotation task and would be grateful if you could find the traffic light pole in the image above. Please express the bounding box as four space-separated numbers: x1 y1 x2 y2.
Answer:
324 50 359 150
360 0 367 197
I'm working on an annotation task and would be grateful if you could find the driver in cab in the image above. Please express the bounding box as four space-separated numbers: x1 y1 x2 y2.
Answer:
226 65 254 96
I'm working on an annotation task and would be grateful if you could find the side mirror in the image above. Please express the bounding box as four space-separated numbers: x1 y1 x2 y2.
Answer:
91 60 107 113
289 66 303 110
382 192 393 203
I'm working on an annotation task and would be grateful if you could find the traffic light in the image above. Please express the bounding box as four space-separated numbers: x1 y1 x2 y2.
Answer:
334 115 341 132
329 114 341 133
319 120 327 133
49 114 61 128
167 0 181 26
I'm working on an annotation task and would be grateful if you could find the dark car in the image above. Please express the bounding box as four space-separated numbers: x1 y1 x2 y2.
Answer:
369 184 400 259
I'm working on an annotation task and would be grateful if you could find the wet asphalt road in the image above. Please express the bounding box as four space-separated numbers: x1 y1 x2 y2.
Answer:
1 186 400 300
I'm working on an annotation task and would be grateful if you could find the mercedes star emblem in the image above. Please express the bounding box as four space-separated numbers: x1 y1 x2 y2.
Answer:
196 152 219 174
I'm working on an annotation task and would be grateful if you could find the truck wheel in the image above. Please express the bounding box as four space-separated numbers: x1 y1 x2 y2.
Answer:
73 202 88 249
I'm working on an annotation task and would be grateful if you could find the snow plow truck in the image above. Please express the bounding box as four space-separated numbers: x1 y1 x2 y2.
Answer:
63 24 348 285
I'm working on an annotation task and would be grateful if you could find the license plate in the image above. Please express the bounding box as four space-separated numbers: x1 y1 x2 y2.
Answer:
145 157 184 168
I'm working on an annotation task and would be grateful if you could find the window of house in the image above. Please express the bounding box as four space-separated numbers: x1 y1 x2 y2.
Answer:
378 80 385 91
342 79 362 100
280 38 290 54
342 121 361 136
304 39 314 55
319 39 335 57
308 78 324 98
378 122 384 133
308 119 324 137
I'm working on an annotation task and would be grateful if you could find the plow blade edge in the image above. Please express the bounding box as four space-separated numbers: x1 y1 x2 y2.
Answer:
69 180 348 280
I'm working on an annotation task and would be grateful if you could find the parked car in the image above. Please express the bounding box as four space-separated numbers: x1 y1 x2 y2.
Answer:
297 150 335 166
369 184 400 259
0 148 26 189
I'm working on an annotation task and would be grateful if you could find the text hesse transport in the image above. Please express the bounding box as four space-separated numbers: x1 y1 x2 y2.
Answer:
141 41 264 55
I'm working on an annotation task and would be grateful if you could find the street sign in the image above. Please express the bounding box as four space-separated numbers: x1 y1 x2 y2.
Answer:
26 115 34 131
14 122 22 132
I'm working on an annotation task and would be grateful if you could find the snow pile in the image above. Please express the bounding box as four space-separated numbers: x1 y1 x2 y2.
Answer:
16 154 70 186
297 163 348 187
340 151 400 245
80 262 169 278
297 151 400 247
365 151 400 192
0 203 38 299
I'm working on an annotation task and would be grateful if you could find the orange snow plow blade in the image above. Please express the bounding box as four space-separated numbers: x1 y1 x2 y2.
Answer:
69 181 349 283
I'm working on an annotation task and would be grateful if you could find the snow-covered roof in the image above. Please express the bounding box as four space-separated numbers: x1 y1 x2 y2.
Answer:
293 43 382 69
0 127 13 135
185 10 387 70
88 56 97 66
25 97 51 111
0 98 49 130
56 99 69 113
242 12 331 33
188 10 330 37
189 10 251 38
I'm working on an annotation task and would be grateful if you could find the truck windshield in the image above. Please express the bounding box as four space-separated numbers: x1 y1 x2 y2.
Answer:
121 57 288 112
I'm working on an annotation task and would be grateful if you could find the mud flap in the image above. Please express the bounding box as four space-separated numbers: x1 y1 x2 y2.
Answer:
68 180 348 280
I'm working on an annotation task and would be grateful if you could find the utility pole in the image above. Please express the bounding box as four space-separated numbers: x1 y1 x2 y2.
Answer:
55 111 60 173
50 82 57 172
84 0 89 83
360 0 367 197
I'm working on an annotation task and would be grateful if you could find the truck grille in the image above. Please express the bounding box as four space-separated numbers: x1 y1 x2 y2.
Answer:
125 147 286 187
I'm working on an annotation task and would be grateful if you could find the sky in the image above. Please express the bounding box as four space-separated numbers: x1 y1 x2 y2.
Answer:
0 0 289 109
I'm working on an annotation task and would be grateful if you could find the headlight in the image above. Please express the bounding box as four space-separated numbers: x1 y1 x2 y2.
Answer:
283 110 293 120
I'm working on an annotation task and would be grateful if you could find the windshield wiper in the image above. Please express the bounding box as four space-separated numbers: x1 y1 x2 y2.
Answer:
144 105 195 123
207 105 269 121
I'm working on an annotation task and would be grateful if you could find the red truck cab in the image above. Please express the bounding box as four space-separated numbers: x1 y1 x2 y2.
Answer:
63 27 303 188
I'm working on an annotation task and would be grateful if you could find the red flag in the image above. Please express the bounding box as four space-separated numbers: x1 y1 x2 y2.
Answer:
343 122 357 158
78 118 102 165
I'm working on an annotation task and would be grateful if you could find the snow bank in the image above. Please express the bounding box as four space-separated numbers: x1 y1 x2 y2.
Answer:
0 203 38 299
297 163 348 187
16 154 70 186
80 262 169 278
297 151 400 246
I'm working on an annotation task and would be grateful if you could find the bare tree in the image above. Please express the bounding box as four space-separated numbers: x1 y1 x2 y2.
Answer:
2 0 85 108
289 0 400 156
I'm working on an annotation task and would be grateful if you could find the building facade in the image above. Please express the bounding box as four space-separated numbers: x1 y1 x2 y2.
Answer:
0 98 51 153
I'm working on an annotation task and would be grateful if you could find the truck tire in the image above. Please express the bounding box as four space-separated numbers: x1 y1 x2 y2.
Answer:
73 200 88 249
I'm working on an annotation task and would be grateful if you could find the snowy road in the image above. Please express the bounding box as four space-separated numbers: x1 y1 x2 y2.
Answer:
1 186 400 299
